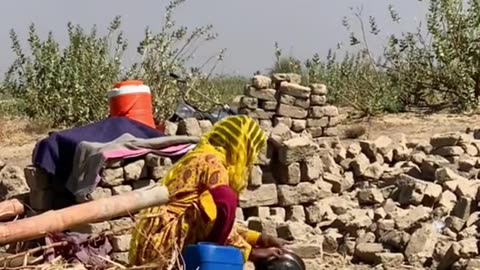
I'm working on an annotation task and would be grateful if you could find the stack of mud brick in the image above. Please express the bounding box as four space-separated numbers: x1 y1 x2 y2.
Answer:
25 154 174 264
238 73 339 138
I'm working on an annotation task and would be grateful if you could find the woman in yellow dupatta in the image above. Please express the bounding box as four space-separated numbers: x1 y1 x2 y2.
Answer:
129 115 286 269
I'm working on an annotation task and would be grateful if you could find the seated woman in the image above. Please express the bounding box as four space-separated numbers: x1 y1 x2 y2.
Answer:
129 115 287 269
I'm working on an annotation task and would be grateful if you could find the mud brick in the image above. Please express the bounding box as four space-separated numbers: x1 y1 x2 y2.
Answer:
239 96 258 109
239 184 278 208
277 104 308 119
279 82 311 98
244 86 277 101
307 117 328 128
259 100 278 111
309 83 328 95
280 94 296 105
310 95 327 106
110 234 132 252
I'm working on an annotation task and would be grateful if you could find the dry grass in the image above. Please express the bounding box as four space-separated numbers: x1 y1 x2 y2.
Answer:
0 116 49 146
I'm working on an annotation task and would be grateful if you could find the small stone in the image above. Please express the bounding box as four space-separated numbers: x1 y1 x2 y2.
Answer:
453 197 477 221
272 73 302 84
379 230 410 250
236 208 244 221
249 166 263 187
466 259 480 270
438 190 458 211
432 146 465 157
354 243 384 264
276 221 316 241
110 234 132 252
177 118 202 136
273 116 292 128
285 243 323 259
110 252 129 265
310 95 327 106
322 229 343 252
430 132 462 148
124 160 148 181
84 187 112 202
404 223 439 265
198 120 213 134
459 158 477 172
259 100 278 111
357 188 384 205
278 137 318 165
394 206 431 230
252 75 272 89
112 185 133 195
240 96 258 109
351 153 370 177
277 182 327 206
309 83 328 95
445 216 466 233
0 165 29 200
300 155 322 182
363 162 384 180
286 205 306 222
102 167 124 187
239 184 278 208
291 119 306 132
163 121 178 136
277 104 308 119
323 127 338 137
294 98 310 109
109 217 135 231
436 167 467 183
306 117 328 128
456 180 480 199
247 217 280 237
459 238 478 258
374 253 404 266
238 108 274 120
308 106 325 118
279 94 295 105
438 242 462 270
323 172 350 193
279 82 311 98
245 86 276 101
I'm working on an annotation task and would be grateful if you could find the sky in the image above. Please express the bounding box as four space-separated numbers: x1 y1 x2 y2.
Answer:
0 0 428 76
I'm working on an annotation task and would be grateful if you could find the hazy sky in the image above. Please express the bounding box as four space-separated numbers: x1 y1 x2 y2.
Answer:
0 0 427 76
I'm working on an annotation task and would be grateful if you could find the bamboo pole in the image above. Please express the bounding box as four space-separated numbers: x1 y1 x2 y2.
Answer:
0 199 24 221
0 185 169 245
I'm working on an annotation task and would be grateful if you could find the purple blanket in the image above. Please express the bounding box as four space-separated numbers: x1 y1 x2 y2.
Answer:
32 117 163 187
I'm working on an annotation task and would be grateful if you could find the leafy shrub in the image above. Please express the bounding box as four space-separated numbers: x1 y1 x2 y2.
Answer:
1 0 236 127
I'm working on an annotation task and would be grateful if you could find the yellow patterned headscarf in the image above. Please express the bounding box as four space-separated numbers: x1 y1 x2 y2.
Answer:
163 115 267 193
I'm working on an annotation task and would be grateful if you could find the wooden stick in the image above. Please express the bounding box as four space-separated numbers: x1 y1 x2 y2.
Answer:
0 199 24 221
0 185 169 245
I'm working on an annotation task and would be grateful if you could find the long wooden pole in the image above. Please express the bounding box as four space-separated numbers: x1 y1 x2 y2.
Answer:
0 185 169 245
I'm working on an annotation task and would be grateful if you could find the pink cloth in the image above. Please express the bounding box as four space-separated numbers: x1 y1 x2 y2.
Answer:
206 185 239 245
102 143 195 160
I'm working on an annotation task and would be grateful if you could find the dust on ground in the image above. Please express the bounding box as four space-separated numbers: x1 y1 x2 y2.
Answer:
2 111 480 167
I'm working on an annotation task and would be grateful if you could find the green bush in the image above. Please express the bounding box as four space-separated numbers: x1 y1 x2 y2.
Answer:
1 0 238 127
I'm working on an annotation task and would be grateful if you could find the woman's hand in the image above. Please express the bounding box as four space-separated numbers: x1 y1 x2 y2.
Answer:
257 234 291 248
250 247 283 262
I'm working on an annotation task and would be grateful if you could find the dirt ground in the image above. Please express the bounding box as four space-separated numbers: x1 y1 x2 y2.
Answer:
2 111 476 269
2 110 480 168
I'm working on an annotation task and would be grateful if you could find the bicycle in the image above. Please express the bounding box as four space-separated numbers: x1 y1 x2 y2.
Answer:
156 73 237 131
